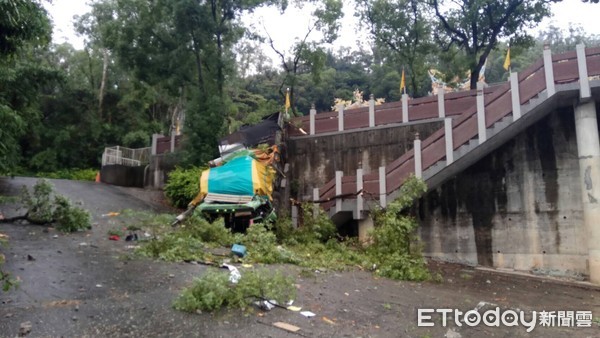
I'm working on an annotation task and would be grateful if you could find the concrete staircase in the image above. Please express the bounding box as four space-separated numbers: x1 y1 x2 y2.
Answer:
315 44 600 222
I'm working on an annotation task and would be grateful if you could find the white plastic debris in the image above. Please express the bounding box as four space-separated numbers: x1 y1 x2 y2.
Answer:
222 263 241 284
300 311 316 318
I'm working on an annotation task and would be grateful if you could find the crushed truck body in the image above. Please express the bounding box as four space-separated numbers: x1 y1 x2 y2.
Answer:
188 145 280 231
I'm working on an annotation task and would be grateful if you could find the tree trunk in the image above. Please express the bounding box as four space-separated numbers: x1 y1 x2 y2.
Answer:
98 48 109 122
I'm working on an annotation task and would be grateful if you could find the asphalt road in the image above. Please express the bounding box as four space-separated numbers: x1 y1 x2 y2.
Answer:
1 177 599 337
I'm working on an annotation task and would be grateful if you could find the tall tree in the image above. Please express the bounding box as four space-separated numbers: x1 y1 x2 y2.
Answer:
261 0 343 115
0 0 52 173
356 0 434 97
429 0 553 89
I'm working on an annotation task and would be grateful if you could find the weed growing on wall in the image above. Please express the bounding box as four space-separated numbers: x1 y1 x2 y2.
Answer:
174 268 296 313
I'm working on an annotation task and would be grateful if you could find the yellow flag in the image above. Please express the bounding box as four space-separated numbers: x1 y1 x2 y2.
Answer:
285 89 291 109
400 69 406 94
503 48 511 71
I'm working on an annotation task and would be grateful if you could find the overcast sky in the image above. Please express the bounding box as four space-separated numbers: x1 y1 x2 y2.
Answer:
46 0 600 57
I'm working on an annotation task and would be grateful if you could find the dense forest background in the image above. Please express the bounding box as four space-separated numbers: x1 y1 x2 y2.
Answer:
1 0 599 174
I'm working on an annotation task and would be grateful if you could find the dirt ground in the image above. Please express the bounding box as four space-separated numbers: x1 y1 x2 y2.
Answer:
0 177 599 338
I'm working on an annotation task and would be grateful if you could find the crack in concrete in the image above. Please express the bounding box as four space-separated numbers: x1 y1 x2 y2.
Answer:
584 166 593 191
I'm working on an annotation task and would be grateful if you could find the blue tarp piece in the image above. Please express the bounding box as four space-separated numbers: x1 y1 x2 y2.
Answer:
207 156 254 196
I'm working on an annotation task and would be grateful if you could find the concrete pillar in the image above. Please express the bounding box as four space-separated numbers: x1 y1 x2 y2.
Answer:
313 188 320 218
414 133 422 178
170 132 176 153
356 168 364 220
358 216 374 244
151 134 160 155
291 205 298 228
402 94 409 123
476 82 487 143
444 118 454 165
574 101 600 284
335 171 343 213
576 44 591 99
438 88 445 118
310 104 316 135
369 94 375 127
543 46 556 97
510 72 521 121
337 104 344 131
379 166 387 208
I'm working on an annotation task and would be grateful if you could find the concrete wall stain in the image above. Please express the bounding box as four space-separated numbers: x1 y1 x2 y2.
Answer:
419 108 585 270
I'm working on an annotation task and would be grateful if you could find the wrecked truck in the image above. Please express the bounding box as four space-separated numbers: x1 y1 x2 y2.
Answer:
185 145 280 232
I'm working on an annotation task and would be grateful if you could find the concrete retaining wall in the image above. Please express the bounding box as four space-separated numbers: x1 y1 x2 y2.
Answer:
418 107 588 276
287 120 444 199
100 165 147 188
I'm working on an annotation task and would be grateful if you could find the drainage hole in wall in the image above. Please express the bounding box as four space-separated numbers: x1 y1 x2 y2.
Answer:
563 216 567 220
508 218 512 221
455 250 458 253
543 250 546 254
497 250 501 253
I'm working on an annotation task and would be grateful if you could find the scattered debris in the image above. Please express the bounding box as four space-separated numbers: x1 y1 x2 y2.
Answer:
486 280 491 284
322 317 336 325
222 263 241 284
300 311 315 318
108 235 120 241
19 321 32 336
102 212 120 217
52 235 58 239
27 254 35 261
125 234 138 242
95 284 103 288
287 306 302 312
272 322 300 333
256 300 276 311
78 242 88 247
231 244 247 258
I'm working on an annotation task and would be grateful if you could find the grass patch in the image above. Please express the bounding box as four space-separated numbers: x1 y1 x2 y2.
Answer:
35 168 97 181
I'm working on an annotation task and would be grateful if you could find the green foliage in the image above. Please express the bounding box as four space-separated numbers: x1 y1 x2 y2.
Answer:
137 216 232 262
296 203 337 244
174 269 296 313
52 195 92 233
1 233 18 292
122 130 150 148
35 168 97 181
20 179 54 224
367 175 430 281
429 0 552 89
164 167 204 208
18 179 91 232
0 0 51 56
141 233 207 262
356 0 434 97
240 223 295 264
